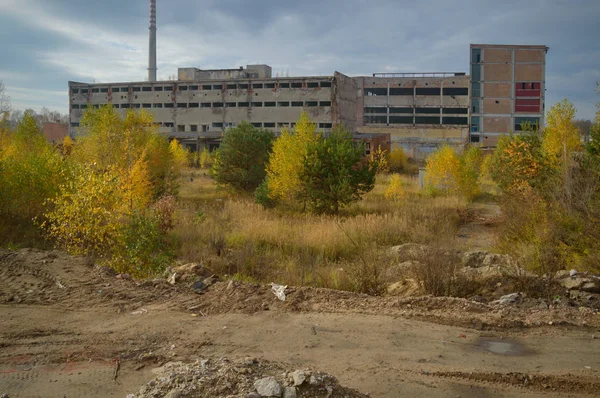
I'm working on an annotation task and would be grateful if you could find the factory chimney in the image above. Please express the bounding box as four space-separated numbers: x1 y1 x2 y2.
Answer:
148 0 157 82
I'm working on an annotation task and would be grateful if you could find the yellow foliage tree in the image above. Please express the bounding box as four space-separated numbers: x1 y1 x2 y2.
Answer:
199 147 213 169
388 146 408 172
543 99 581 160
62 135 74 156
424 145 482 200
267 112 319 201
384 173 405 201
370 145 389 174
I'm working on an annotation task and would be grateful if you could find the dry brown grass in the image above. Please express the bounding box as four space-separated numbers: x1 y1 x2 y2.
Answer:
171 169 468 293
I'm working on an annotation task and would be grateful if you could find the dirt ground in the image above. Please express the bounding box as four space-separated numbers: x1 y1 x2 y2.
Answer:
1 249 600 397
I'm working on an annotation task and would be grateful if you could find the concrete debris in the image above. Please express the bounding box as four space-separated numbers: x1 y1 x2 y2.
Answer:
254 376 282 397
491 292 523 306
560 274 600 294
291 370 307 386
167 272 177 285
271 283 287 301
283 386 298 398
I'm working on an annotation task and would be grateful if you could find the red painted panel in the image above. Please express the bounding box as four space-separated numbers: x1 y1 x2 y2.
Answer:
515 89 541 97
515 97 540 113
516 99 540 106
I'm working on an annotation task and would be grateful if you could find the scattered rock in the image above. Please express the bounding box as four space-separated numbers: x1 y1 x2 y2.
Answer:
283 386 297 398
491 292 523 306
389 243 429 261
164 390 181 398
561 276 600 293
254 376 282 397
291 370 307 386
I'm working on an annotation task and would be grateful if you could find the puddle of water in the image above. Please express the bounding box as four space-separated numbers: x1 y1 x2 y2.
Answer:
476 338 531 356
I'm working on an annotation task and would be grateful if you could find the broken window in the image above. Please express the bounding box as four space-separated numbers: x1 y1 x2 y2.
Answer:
514 117 540 131
164 103 174 108
227 84 236 90
279 83 290 88
212 84 222 90
202 85 212 90
142 103 152 108
415 88 440 96
178 125 185 132
264 83 275 88
319 123 333 129
389 107 413 114
226 102 236 107
472 100 481 114
415 116 440 124
319 101 331 107
238 102 250 107
133 87 141 92
363 115 387 124
389 116 413 124
253 83 264 89
306 101 318 107
415 107 440 114
252 102 263 107
364 87 387 96
201 103 211 108
251 122 262 128
278 102 290 107
263 122 275 128
364 107 387 114
307 82 319 88
470 116 480 133
442 107 468 114
442 117 468 125
291 82 302 88
470 134 480 143
164 122 174 128
142 86 152 92
190 125 198 132
238 84 249 89
154 86 163 92
213 102 224 108
264 102 276 107
153 103 163 108
320 81 332 88
291 101 303 107
442 87 468 96
177 103 187 108
389 87 413 96
189 103 199 108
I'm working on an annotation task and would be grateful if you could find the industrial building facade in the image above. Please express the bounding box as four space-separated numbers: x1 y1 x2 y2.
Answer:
68 43 547 156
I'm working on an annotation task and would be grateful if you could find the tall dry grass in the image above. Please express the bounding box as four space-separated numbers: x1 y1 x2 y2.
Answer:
171 170 468 293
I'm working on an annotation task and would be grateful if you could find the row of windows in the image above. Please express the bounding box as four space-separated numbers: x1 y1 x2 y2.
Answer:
363 115 468 125
470 116 540 134
364 87 468 96
71 81 332 95
72 101 332 110
363 107 468 115
167 122 333 132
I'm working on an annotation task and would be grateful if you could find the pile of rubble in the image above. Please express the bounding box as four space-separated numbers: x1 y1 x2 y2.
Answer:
128 357 368 398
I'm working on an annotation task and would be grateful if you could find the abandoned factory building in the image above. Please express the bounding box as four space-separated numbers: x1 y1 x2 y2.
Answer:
68 43 548 157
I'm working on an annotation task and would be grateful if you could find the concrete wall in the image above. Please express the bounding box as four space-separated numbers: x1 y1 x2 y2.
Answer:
332 72 357 132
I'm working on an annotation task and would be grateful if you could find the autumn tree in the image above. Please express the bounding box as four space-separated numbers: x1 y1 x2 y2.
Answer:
543 99 581 162
385 174 405 201
266 112 318 202
388 146 408 172
300 126 376 214
212 121 274 192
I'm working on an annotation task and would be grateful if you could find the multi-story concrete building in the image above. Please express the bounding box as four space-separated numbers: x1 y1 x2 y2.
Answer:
469 44 548 146
68 43 547 155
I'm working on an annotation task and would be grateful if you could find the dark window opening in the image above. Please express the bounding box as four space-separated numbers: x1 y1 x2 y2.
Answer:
252 102 263 107
154 86 163 92
153 103 163 108
319 101 331 107
389 107 413 114
291 101 303 107
163 86 173 91
364 87 387 96
306 101 318 107
319 123 333 129
264 83 275 89
226 102 236 107
442 107 468 114
132 87 141 92
70 122 79 127
179 86 188 91
390 116 414 124
442 117 468 125
442 87 468 96
213 102 224 108
100 88 109 93
72 104 80 109
253 83 264 89
121 104 130 108
164 122 174 128
178 125 185 132
92 88 100 93
201 102 211 108
279 83 290 88
515 117 540 131
307 82 319 88
389 87 414 95
415 116 440 124
212 122 224 128
363 115 387 124
291 82 302 88
238 102 250 107
81 89 89 94
177 103 187 108
470 134 480 143
133 104 141 108
263 122 275 128
142 86 152 92
415 107 440 114
189 103 199 108
238 84 249 89
202 85 212 90
142 103 152 108
227 84 236 89
278 102 290 107
189 85 199 90
320 81 332 88
264 101 276 107
364 107 387 114
212 84 222 90
251 122 262 127
190 125 198 132
416 88 440 96
72 89 80 94
164 103 174 108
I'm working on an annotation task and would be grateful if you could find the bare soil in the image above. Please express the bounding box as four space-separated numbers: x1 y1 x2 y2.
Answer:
1 249 600 397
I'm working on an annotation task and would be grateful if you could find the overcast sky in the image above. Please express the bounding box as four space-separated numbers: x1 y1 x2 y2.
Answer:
0 0 598 119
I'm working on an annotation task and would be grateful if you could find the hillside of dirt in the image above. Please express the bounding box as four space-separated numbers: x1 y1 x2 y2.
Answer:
1 248 600 397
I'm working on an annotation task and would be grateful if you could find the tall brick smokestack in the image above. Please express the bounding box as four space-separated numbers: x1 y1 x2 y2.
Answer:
148 0 157 82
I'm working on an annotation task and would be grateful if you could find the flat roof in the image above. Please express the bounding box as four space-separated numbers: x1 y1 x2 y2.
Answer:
470 44 549 50
68 76 334 86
